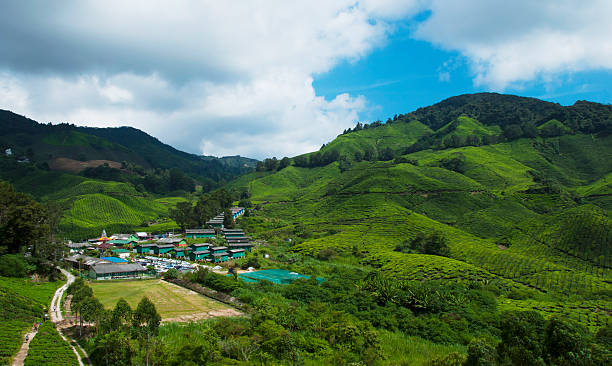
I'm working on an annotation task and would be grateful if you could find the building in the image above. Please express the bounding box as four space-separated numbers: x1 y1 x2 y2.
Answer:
172 247 190 258
206 214 225 228
190 243 210 251
230 207 245 220
229 249 245 259
135 244 157 254
135 232 151 240
65 242 91 253
185 229 216 239
154 244 175 255
108 239 137 247
224 232 245 238
90 263 146 280
210 246 229 263
100 256 129 263
226 237 250 243
111 234 139 242
64 255 111 271
98 242 113 251
228 243 254 252
111 248 132 259
189 249 210 261
156 237 187 246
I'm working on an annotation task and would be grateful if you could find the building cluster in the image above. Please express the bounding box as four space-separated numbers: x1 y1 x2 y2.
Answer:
63 207 255 279
134 227 253 263
65 254 147 280
205 207 245 228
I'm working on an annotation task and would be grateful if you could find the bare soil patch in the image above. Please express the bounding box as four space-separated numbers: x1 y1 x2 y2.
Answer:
50 157 121 173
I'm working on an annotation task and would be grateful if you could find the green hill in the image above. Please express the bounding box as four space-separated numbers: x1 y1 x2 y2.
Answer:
0 110 261 239
0 109 255 183
230 94 612 332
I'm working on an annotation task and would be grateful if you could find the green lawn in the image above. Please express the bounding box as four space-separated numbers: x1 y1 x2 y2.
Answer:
89 279 240 321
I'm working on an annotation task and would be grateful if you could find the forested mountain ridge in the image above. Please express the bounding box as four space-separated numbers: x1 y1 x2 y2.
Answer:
0 109 255 183
228 93 612 341
0 109 257 239
285 93 612 168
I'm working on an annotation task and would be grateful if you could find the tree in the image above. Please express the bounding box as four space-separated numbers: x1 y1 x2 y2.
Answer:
169 201 194 231
263 157 279 171
439 153 467 173
0 181 49 254
363 147 376 161
133 297 163 366
497 311 546 366
223 210 235 229
503 124 524 140
81 296 105 334
164 268 180 280
379 147 395 161
522 122 539 138
133 297 161 336
90 330 134 366
353 150 363 162
111 298 133 331
278 157 291 170
44 201 64 247
309 152 322 167
396 232 450 257
293 155 308 167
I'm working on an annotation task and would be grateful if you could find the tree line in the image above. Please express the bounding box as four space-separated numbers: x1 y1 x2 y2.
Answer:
67 278 163 365
169 188 234 230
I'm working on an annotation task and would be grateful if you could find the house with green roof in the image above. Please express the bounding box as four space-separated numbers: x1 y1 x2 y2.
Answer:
229 249 245 259
108 239 137 247
185 229 216 239
210 246 229 263
111 248 132 259
172 247 190 258
135 244 156 254
154 244 175 255
189 249 210 261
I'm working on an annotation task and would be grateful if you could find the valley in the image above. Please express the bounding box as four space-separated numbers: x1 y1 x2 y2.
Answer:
0 93 610 365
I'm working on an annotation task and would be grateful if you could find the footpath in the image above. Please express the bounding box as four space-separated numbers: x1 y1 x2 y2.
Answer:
12 268 91 366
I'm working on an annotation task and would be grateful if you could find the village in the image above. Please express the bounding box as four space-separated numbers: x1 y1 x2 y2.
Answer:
63 207 257 280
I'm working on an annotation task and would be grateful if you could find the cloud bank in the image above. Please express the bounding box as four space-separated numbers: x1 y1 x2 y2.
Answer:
0 1 422 158
415 0 612 90
1 1 610 158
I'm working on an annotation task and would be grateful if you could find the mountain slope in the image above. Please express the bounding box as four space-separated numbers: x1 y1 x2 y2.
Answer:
230 93 612 331
0 109 257 239
0 109 255 181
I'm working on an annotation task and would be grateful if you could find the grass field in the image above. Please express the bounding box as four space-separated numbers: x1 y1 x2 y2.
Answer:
89 279 240 321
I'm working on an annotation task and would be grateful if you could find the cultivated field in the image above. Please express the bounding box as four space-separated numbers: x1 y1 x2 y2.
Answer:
89 279 241 322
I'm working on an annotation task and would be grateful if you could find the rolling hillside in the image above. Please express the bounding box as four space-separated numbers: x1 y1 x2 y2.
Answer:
0 109 255 182
230 93 612 331
0 110 258 240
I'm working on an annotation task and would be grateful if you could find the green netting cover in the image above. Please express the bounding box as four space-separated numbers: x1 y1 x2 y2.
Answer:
239 269 323 284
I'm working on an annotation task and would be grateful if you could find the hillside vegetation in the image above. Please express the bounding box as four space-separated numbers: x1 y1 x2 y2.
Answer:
0 110 259 239
229 94 612 333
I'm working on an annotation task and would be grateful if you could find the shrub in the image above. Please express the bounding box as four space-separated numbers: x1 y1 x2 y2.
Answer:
0 254 28 277
164 268 180 280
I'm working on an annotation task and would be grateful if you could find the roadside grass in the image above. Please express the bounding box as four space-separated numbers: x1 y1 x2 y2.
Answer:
89 279 236 320
378 330 466 366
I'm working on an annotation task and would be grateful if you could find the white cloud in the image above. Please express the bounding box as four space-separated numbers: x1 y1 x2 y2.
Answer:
414 0 612 89
0 1 421 159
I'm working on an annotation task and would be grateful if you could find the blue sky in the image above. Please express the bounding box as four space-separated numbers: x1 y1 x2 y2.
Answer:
1 1 611 159
314 23 612 125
